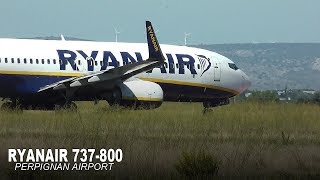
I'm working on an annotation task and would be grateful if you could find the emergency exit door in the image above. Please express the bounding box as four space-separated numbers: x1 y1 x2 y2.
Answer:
214 62 221 81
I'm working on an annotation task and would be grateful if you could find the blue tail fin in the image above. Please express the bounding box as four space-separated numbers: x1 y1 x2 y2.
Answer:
146 21 165 61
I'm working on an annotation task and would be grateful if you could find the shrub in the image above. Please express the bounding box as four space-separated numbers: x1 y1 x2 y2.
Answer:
247 90 279 103
313 92 320 105
175 151 219 178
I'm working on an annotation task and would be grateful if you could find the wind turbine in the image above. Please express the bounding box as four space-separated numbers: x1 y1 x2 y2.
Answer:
60 34 66 41
184 32 191 46
114 27 121 42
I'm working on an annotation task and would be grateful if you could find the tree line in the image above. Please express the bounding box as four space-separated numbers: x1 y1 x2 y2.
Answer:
237 90 320 105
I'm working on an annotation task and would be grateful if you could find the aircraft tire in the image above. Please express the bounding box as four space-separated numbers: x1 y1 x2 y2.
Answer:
107 88 122 107
203 98 230 108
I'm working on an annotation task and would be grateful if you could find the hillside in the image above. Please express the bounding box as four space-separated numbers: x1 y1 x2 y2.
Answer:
196 43 320 90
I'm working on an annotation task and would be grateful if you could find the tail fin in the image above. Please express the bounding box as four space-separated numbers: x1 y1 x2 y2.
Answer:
146 21 165 61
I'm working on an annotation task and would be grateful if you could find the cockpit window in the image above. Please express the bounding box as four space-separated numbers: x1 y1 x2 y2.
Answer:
228 63 239 70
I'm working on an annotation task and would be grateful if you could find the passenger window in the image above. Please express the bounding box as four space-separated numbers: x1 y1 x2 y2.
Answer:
17 58 21 64
5 58 8 63
100 61 103 66
36 59 39 64
197 64 200 69
78 60 81 66
11 58 14 63
95 61 98 66
47 59 50 64
30 59 33 64
53 59 56 64
24 58 27 64
176 63 179 68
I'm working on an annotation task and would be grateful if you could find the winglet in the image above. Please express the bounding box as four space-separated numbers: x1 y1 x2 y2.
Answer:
146 21 165 61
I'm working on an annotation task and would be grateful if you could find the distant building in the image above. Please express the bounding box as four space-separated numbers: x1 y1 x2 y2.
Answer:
277 90 292 101
277 90 285 96
302 90 316 95
245 92 252 97
279 97 292 101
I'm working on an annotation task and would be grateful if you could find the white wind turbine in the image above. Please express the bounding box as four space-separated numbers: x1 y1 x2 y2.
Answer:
114 27 121 42
184 32 191 46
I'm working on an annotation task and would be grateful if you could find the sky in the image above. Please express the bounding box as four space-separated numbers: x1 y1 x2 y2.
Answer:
0 0 319 45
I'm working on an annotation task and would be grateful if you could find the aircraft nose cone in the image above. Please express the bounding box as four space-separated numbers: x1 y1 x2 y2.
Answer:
242 72 251 91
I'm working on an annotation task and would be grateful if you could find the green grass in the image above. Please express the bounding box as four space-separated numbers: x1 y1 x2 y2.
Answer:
0 101 320 178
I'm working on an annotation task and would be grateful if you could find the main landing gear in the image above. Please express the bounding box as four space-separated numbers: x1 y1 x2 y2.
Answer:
1 100 78 111
202 98 230 114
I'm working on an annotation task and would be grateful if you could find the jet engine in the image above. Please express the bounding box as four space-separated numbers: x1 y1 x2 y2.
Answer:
108 80 163 109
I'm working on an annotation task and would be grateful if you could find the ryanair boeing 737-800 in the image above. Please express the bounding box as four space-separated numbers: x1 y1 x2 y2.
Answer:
0 21 250 110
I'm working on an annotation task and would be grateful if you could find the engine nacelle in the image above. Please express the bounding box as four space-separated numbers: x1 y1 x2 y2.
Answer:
112 80 164 109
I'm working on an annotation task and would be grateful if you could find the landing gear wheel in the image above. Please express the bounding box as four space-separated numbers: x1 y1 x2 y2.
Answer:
107 88 122 107
202 98 230 114
203 98 230 108
203 101 212 109
65 102 77 111
202 108 213 114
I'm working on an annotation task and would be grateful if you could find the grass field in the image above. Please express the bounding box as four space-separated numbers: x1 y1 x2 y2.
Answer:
0 101 320 179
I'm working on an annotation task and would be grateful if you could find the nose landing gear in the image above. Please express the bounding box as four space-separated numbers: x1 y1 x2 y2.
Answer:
202 98 230 114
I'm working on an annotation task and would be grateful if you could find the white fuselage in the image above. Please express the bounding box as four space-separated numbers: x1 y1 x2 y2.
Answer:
0 38 250 102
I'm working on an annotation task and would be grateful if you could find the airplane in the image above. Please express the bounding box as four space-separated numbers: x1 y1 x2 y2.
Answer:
0 21 251 111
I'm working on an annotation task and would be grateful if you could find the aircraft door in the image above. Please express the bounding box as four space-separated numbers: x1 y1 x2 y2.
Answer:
214 62 221 82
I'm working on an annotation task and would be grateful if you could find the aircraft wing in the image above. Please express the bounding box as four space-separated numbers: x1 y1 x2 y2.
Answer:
38 21 164 93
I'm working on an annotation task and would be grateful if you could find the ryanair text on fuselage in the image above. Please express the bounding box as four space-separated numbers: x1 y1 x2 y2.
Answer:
57 50 204 75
